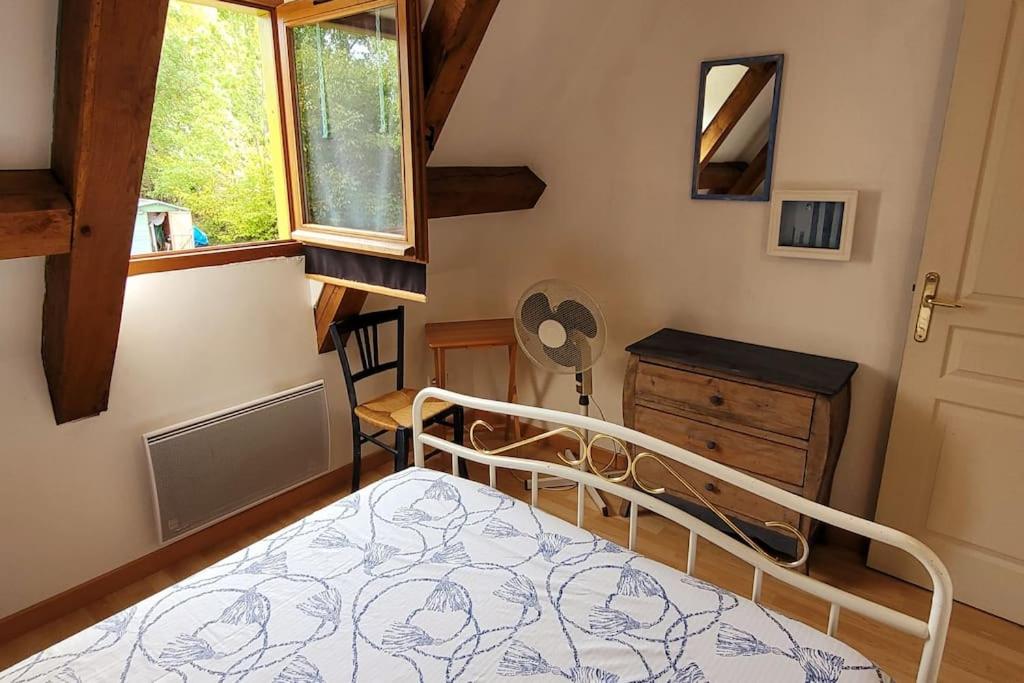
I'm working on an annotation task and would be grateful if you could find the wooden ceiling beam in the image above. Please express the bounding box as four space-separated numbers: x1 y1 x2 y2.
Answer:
0 170 72 260
728 143 769 195
699 62 776 169
42 0 171 424
427 166 545 218
314 284 370 354
696 162 745 194
422 0 501 149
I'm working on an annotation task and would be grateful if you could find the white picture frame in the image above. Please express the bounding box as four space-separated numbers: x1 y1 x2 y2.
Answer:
767 190 858 261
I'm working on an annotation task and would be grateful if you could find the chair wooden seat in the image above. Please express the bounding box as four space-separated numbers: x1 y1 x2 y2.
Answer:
355 388 452 431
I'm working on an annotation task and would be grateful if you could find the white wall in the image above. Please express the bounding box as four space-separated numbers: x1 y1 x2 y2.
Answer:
0 0 57 168
0 0 960 619
410 0 963 522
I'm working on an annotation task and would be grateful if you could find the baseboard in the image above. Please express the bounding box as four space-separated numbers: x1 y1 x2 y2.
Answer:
0 451 389 645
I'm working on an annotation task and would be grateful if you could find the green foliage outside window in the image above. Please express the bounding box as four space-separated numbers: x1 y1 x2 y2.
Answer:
292 11 405 235
142 1 279 246
142 1 407 248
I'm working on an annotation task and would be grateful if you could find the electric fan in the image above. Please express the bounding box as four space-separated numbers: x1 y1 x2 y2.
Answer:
514 279 611 514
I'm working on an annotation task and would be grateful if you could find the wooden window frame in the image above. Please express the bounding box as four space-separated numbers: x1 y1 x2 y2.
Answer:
277 0 428 262
128 0 300 277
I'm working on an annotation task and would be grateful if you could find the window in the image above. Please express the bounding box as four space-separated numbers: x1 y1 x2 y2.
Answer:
132 0 293 273
130 0 427 275
280 0 427 259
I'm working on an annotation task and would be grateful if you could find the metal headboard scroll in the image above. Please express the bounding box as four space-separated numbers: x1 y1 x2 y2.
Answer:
469 420 810 569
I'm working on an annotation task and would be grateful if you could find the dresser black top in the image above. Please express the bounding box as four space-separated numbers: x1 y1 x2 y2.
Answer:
626 328 857 395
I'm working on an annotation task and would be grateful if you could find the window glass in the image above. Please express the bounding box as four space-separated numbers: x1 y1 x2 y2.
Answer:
291 6 406 237
136 0 288 256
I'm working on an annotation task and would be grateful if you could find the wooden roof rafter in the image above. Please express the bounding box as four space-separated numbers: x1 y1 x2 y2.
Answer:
698 61 776 169
422 0 500 148
42 0 171 424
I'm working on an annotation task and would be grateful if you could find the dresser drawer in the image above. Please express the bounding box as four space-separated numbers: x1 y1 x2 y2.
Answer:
635 406 807 486
635 362 814 439
633 456 801 527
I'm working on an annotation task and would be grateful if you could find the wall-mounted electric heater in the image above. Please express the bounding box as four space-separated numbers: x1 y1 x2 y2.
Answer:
144 381 330 543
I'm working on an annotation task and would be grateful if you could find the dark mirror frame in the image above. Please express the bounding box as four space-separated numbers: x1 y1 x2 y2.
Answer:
691 54 785 202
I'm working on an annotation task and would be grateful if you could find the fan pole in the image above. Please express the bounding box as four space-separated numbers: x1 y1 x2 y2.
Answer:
525 370 610 516
574 370 610 516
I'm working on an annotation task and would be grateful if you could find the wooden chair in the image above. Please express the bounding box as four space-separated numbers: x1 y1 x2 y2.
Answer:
330 306 468 491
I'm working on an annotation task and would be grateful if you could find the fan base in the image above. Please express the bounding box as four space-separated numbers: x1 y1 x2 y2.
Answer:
521 449 617 517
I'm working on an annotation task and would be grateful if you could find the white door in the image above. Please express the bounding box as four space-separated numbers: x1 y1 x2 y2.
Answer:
869 0 1024 625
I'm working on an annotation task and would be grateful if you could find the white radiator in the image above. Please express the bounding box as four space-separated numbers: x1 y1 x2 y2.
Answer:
144 381 330 543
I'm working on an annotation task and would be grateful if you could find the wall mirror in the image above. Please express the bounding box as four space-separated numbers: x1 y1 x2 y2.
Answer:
691 54 784 201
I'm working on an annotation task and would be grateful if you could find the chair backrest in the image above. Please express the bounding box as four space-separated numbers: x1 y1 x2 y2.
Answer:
330 306 404 409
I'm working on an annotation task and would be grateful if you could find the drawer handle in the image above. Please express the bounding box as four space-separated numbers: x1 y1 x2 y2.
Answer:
705 440 718 451
709 394 724 406
704 482 718 493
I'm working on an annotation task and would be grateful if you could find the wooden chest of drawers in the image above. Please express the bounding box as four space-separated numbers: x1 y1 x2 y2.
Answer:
623 328 857 560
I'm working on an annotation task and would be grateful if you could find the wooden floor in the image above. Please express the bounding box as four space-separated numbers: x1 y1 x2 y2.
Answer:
1 454 1022 681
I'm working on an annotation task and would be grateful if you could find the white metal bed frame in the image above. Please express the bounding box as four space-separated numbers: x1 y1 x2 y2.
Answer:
413 388 953 683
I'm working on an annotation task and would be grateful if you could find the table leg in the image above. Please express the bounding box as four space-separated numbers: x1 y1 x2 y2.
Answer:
435 348 447 389
506 344 521 440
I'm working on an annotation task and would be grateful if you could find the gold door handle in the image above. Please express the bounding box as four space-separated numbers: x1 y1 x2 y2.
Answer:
923 293 963 309
914 272 962 342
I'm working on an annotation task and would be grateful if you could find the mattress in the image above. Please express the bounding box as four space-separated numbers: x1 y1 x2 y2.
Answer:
2 468 889 682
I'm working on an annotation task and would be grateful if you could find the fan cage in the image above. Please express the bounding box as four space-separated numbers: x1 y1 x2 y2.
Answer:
514 280 606 374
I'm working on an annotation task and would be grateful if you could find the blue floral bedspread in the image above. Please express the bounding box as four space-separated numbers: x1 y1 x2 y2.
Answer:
1 469 889 682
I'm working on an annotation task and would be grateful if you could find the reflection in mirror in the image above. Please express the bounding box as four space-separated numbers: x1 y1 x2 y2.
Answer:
691 54 784 201
291 5 406 235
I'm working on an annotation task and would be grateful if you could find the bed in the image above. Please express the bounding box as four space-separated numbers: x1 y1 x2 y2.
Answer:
0 389 951 682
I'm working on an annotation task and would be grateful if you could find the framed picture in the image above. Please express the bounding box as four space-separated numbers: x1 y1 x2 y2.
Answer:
767 190 858 261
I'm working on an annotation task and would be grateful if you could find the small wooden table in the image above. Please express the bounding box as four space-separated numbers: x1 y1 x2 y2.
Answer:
425 318 521 439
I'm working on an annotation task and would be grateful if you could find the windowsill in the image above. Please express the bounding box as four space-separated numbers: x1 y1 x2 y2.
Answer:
291 228 416 259
127 240 304 276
